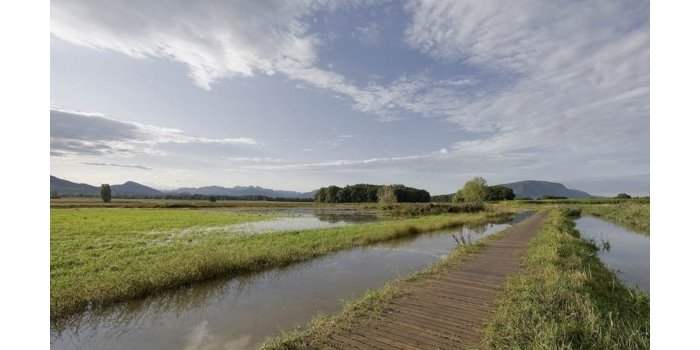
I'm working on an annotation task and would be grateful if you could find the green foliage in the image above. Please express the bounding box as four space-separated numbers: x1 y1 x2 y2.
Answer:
485 185 515 201
377 185 397 204
453 177 488 205
314 188 328 202
207 195 217 202
381 202 484 216
482 210 649 349
430 194 453 202
315 184 430 203
541 195 567 199
616 193 632 199
99 184 111 203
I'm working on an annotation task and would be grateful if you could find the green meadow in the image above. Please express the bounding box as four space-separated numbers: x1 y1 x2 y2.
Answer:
51 206 511 320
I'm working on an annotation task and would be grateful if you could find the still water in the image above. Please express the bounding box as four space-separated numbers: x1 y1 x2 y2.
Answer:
52 212 529 350
575 216 650 294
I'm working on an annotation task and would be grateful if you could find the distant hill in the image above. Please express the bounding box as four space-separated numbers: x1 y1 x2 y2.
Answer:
50 176 99 196
50 175 315 199
431 180 591 201
50 176 162 197
500 180 591 199
172 185 315 199
111 181 163 197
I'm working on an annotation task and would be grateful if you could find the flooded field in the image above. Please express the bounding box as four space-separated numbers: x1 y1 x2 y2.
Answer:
575 216 650 294
225 209 379 233
51 212 529 350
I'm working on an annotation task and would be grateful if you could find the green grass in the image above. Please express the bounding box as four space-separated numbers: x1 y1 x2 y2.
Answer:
259 221 521 350
51 207 511 321
482 209 649 349
577 202 649 234
51 197 316 209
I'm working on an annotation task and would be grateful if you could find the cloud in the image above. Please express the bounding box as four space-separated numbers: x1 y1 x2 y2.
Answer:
396 0 649 174
50 108 256 157
83 162 152 170
51 1 648 190
51 0 336 90
239 149 448 171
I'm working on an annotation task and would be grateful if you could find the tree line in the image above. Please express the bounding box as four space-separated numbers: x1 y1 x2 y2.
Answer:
431 180 515 203
314 184 431 203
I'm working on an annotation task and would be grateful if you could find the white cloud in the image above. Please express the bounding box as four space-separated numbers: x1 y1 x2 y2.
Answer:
50 108 256 157
397 0 649 174
51 0 326 89
82 162 152 170
239 149 448 171
51 0 649 192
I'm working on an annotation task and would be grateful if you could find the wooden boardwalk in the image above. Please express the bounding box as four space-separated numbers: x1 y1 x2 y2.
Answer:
322 212 547 350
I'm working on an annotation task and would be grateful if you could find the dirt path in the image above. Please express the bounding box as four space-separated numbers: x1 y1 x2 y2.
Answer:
322 211 548 350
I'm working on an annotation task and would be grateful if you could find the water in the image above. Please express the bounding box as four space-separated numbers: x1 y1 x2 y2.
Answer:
575 216 650 294
231 210 378 233
190 209 379 235
51 213 529 350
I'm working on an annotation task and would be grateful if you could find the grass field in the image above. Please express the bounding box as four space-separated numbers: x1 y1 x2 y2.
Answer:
51 207 511 321
576 201 650 234
482 209 649 349
50 197 316 209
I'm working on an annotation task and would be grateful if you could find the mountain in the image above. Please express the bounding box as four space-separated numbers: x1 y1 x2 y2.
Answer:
111 181 163 197
172 185 315 199
50 176 162 197
50 176 99 196
500 180 591 199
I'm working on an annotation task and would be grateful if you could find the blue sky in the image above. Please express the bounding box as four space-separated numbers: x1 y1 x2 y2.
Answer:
50 0 649 195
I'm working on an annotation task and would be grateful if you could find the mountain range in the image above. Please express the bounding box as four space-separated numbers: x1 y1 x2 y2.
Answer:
172 185 315 199
50 175 315 198
51 176 590 199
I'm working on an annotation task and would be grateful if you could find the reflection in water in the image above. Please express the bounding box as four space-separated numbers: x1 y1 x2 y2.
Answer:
193 210 379 235
575 216 650 294
51 213 527 350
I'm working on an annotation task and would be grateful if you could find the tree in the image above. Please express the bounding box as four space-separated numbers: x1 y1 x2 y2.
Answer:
616 193 632 199
315 188 328 202
326 186 341 203
208 195 217 202
485 185 515 201
100 184 112 203
454 177 488 205
378 185 397 204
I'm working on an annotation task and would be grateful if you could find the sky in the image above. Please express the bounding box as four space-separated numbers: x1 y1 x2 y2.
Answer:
50 0 649 196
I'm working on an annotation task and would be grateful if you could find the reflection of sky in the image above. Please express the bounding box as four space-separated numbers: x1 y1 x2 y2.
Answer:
51 218 513 350
576 216 650 294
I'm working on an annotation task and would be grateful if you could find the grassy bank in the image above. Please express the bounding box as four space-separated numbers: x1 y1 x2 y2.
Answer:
259 220 520 350
51 207 510 321
482 209 649 349
577 201 650 234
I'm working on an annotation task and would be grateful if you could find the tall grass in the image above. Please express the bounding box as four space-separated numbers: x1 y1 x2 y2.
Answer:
51 208 511 321
482 209 649 349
